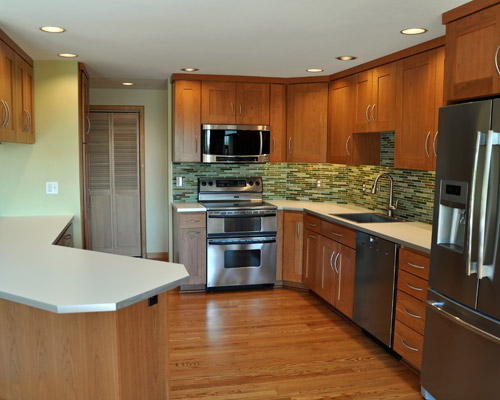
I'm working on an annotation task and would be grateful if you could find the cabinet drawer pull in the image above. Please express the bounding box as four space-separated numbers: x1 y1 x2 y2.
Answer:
187 232 200 236
186 219 200 223
407 261 425 269
425 131 431 158
330 231 343 237
346 135 351 156
404 307 422 319
401 339 419 352
371 104 376 121
307 234 317 239
365 105 370 122
495 44 500 76
64 234 72 240
307 223 317 227
406 282 423 292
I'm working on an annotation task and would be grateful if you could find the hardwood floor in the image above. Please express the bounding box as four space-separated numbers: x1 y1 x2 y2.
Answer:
168 288 421 400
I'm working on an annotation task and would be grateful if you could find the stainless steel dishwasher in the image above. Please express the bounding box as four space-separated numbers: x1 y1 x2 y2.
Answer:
352 232 399 347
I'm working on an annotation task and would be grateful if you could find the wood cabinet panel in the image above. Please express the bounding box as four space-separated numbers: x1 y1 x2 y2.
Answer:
14 54 34 143
304 213 322 234
174 80 201 162
283 211 304 283
318 236 337 304
393 319 424 370
179 212 205 228
269 84 286 162
303 229 320 290
328 77 354 164
335 243 355 318
398 270 427 301
320 219 356 249
399 247 430 280
178 227 207 285
444 3 500 101
394 49 440 171
201 81 236 124
0 41 15 142
395 290 426 335
286 83 328 163
354 71 371 133
236 83 269 125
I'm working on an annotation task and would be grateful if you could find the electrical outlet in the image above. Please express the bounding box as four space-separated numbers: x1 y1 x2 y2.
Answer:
176 176 183 187
316 179 322 188
46 182 59 195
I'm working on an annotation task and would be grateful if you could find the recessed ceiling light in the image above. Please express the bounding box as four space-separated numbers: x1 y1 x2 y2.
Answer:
40 26 65 33
401 28 428 35
336 56 358 61
306 68 324 73
58 53 78 58
181 67 199 72
121 82 135 86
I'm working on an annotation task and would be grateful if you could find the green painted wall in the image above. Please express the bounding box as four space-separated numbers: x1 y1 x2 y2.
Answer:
0 61 82 247
89 88 169 253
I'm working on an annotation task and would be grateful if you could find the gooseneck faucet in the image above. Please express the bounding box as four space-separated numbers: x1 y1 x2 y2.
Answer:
371 173 398 217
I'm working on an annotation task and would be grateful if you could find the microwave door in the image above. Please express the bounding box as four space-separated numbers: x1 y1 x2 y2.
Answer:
430 100 492 308
477 98 500 321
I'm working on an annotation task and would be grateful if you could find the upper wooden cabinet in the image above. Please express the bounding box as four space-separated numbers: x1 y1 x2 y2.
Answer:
173 80 201 162
394 48 444 171
269 84 286 162
0 32 34 144
353 63 396 133
201 81 269 125
444 3 500 102
286 83 328 163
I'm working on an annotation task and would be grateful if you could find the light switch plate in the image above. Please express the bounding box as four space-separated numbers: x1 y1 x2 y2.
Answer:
46 182 59 195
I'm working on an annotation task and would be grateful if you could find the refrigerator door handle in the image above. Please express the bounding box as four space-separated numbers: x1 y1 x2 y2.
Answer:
427 300 500 344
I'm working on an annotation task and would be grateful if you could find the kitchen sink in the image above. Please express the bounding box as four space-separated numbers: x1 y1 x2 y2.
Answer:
330 213 403 223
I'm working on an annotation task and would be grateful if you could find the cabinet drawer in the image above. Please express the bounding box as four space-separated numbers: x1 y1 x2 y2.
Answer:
395 290 426 335
393 319 424 370
320 219 356 248
399 247 430 280
398 270 428 301
304 214 322 233
179 213 206 228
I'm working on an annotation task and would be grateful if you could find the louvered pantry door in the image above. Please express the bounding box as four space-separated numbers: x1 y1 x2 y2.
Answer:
88 112 141 256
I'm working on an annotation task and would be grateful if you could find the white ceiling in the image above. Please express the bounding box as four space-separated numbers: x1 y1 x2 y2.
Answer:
1 0 469 88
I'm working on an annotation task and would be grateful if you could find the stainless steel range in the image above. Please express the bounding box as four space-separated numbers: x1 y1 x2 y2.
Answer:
198 177 277 289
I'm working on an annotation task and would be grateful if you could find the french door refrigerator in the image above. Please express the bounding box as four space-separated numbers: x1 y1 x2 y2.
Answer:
421 99 500 400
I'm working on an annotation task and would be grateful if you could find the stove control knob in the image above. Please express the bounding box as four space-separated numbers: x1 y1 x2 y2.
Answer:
255 181 260 186
208 181 213 186
248 181 253 186
201 181 207 186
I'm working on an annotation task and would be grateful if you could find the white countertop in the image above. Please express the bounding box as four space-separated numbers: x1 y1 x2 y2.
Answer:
0 216 189 314
172 200 432 253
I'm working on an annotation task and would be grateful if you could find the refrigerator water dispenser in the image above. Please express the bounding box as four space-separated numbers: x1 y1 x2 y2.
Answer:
437 180 468 253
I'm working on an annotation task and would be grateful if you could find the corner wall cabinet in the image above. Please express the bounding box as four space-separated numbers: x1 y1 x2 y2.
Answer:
0 30 34 144
173 80 201 162
269 84 286 162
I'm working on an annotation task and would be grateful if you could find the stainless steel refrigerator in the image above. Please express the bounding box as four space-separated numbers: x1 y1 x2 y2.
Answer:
421 99 500 400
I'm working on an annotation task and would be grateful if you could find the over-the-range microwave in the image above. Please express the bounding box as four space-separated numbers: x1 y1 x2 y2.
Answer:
201 124 270 163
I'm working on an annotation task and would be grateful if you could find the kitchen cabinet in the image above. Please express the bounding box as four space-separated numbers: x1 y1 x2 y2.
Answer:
269 84 286 162
173 80 201 162
303 229 320 290
282 211 304 284
394 47 444 171
79 64 91 249
0 33 34 144
328 77 381 166
174 212 207 289
286 83 328 163
353 63 396 133
201 81 269 125
444 2 500 102
393 247 430 371
55 223 74 247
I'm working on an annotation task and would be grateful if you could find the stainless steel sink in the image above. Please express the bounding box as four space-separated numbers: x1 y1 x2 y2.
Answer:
330 213 403 223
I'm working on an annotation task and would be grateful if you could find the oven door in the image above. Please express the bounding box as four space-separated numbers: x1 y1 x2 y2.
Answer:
207 212 277 236
207 236 277 288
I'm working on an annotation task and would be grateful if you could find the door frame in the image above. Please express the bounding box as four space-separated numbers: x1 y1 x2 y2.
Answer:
80 105 146 257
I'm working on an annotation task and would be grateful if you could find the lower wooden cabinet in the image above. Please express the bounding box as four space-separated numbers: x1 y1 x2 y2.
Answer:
173 211 207 288
54 223 73 247
335 243 355 318
303 229 319 289
282 211 304 283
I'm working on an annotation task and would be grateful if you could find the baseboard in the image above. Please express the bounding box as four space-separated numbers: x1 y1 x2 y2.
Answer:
282 280 308 290
179 284 206 292
146 252 169 262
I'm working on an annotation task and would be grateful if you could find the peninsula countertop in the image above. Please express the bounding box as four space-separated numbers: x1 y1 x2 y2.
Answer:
0 216 189 314
173 200 432 253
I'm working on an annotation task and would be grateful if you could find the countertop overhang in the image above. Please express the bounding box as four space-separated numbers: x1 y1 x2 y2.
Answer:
0 216 189 314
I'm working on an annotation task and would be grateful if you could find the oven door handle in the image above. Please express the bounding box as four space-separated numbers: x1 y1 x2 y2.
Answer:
208 213 277 218
208 238 277 245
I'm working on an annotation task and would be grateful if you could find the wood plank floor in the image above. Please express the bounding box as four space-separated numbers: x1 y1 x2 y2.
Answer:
168 288 421 400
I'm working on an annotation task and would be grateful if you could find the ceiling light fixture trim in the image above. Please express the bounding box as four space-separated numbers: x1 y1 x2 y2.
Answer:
40 26 66 33
121 82 135 86
400 28 428 35
306 68 324 73
58 53 78 58
336 56 358 61
181 67 199 72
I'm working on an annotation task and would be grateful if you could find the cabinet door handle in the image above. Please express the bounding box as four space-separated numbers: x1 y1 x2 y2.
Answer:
334 252 340 274
365 105 370 122
0 100 6 128
239 103 242 116
371 104 376 121
273 137 276 153
345 135 351 156
330 231 343 238
86 116 91 135
4 101 10 128
495 44 500 75
433 131 438 156
23 110 30 132
401 339 419 352
404 307 422 319
288 137 292 154
87 188 93 207
195 135 198 154
425 131 431 158
297 222 301 240
406 282 424 292
330 250 336 271
407 261 424 270
231 102 234 115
